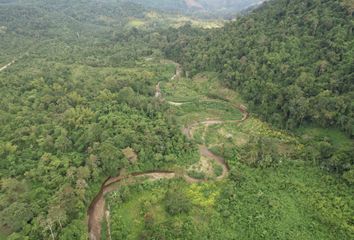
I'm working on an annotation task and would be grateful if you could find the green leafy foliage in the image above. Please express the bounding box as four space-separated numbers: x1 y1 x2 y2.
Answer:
164 187 192 215
1 0 353 239
166 0 354 137
0 1 197 238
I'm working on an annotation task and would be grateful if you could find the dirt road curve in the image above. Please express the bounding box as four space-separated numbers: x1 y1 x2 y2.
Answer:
88 172 176 240
87 63 249 240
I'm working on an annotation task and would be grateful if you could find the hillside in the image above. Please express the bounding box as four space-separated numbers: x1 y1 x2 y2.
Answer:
166 0 354 137
125 0 265 17
0 0 353 239
0 1 195 238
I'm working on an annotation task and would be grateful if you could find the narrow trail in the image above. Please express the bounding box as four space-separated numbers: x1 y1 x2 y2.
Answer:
87 63 249 240
182 106 249 140
0 60 15 72
155 82 162 98
167 101 186 106
170 62 182 80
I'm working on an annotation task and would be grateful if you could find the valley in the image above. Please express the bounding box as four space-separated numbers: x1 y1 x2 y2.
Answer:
94 62 352 239
0 0 353 240
88 63 247 239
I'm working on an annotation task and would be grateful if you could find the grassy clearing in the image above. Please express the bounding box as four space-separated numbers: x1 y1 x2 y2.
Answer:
203 118 299 161
105 184 166 240
162 73 243 104
105 70 354 239
187 155 223 179
124 12 224 30
128 19 145 27
105 179 221 239
173 101 243 124
162 80 204 102
162 75 244 125
296 125 353 148
145 12 224 29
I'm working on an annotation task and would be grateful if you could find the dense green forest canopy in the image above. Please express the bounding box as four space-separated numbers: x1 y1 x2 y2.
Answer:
162 0 354 189
0 0 353 239
0 0 149 64
124 0 265 17
0 0 196 238
165 0 354 137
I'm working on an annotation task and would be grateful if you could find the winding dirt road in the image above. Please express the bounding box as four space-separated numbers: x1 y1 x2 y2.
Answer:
87 63 249 240
88 171 176 240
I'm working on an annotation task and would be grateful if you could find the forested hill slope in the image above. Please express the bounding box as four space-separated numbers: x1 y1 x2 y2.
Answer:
125 0 265 17
0 0 147 64
166 0 354 137
0 1 198 238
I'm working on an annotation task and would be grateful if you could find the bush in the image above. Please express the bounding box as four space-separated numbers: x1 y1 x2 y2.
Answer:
187 170 206 179
213 164 223 177
229 169 245 185
164 188 192 216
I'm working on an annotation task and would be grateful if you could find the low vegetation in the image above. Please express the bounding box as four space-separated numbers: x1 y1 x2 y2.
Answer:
0 0 353 239
103 65 353 239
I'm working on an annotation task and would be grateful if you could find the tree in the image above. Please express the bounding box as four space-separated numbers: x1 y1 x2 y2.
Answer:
54 130 72 152
98 141 124 176
37 215 55 240
59 219 88 240
48 204 67 229
0 202 33 232
164 188 191 216
117 87 135 105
